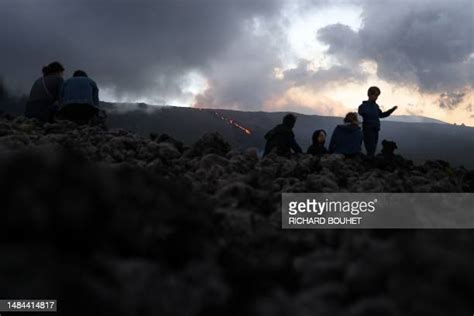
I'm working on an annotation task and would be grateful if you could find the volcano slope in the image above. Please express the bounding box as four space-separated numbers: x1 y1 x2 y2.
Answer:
0 114 473 316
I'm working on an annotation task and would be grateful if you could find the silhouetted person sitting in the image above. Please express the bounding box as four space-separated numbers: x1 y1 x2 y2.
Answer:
57 70 100 125
307 129 328 156
379 139 398 158
358 86 398 156
25 61 65 123
263 113 302 157
329 112 363 157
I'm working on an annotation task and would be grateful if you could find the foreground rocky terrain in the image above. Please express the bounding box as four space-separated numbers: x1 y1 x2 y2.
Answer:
0 114 473 316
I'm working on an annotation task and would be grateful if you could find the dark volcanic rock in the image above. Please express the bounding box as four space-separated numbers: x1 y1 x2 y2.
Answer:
0 116 473 315
185 132 231 158
150 132 185 153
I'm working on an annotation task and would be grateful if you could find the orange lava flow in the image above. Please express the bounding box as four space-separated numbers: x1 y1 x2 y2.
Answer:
213 111 252 135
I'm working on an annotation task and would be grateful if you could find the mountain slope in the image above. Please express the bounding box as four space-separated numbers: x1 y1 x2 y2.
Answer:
103 103 474 168
384 115 448 124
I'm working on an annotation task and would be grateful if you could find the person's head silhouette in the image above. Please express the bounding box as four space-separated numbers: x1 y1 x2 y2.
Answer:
282 113 297 128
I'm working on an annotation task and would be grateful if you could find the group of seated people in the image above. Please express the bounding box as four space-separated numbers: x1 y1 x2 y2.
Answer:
23 63 395 157
263 112 364 158
264 86 398 158
24 61 103 125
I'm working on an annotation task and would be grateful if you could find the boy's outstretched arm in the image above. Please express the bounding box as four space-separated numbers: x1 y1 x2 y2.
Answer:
379 105 398 118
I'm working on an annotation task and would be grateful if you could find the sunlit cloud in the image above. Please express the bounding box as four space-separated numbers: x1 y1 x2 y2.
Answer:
1 0 472 125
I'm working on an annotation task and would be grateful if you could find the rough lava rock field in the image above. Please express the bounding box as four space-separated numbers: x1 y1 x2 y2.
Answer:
0 113 473 316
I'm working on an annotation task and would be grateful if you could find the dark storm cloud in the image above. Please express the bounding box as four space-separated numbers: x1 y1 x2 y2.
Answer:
192 19 365 111
438 91 467 110
3 0 471 112
406 108 425 116
0 0 284 101
283 59 367 87
194 16 290 110
317 24 363 64
317 0 474 93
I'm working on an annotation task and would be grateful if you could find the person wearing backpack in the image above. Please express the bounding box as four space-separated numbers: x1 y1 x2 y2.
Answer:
25 61 65 123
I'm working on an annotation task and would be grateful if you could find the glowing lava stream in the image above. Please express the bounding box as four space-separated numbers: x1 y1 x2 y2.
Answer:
195 107 252 135
213 111 252 135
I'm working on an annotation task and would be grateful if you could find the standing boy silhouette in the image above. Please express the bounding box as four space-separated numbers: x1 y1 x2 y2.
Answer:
358 86 398 156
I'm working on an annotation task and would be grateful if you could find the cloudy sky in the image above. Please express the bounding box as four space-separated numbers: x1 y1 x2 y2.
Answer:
1 0 473 125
